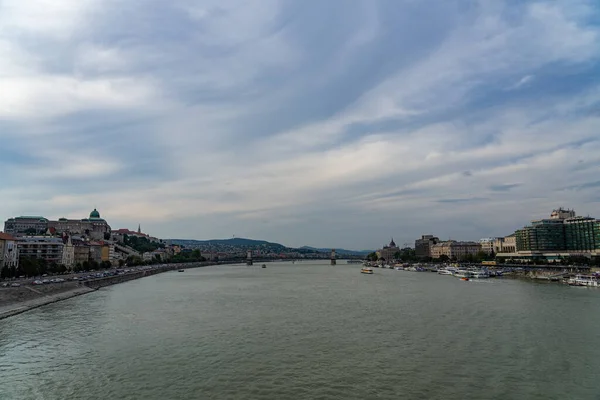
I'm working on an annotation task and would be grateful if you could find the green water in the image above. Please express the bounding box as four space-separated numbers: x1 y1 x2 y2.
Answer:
1 262 600 399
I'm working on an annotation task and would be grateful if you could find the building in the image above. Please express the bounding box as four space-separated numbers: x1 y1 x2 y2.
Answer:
430 241 482 260
17 237 64 264
493 235 516 254
516 219 566 252
479 238 499 255
73 241 90 265
564 217 600 252
48 209 111 240
379 238 400 261
415 235 439 258
497 208 600 262
0 233 19 270
111 226 160 243
61 235 75 270
5 209 111 240
4 216 49 236
550 207 576 220
89 242 103 264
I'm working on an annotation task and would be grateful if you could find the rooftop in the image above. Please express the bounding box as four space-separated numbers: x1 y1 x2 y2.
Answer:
0 232 17 241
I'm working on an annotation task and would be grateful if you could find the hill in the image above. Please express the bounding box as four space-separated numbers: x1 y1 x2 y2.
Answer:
167 238 286 248
299 246 373 256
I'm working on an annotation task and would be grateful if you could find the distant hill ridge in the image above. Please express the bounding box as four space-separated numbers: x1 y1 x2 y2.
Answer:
166 238 372 255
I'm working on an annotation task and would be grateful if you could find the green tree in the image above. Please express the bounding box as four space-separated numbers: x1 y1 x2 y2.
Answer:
438 255 450 262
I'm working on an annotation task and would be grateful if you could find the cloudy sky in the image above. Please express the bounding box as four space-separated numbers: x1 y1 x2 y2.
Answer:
1 0 600 250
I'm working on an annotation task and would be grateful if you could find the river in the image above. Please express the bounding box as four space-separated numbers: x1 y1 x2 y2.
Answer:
1 261 599 399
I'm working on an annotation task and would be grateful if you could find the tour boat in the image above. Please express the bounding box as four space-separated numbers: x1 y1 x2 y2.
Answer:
568 275 599 287
361 267 373 274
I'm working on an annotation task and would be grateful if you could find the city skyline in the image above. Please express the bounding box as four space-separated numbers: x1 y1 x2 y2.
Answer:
2 1 600 249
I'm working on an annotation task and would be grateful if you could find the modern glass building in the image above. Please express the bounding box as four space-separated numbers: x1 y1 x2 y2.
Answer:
564 217 600 251
516 217 600 253
515 219 566 252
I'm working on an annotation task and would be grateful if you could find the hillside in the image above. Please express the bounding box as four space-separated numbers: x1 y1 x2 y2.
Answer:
300 246 373 256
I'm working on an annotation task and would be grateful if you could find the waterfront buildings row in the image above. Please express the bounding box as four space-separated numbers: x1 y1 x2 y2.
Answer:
412 208 599 262
1 208 174 271
507 208 600 261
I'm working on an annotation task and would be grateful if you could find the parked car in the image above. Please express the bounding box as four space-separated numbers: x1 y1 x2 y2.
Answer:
32 280 43 285
10 283 21 287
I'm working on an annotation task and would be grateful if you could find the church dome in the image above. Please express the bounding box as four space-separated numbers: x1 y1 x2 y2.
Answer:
90 209 100 219
389 238 396 247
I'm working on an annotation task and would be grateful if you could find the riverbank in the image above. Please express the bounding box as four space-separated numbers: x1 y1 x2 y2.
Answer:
0 283 95 320
0 262 220 320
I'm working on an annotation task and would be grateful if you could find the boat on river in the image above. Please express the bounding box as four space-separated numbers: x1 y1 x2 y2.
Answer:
568 275 599 287
470 270 490 279
361 267 373 274
262 264 266 268
454 269 473 279
178 269 185 272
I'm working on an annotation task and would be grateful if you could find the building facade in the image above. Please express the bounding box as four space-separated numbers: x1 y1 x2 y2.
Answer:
5 209 111 240
415 235 439 258
0 233 19 270
74 241 90 265
61 235 75 269
479 238 498 255
17 237 64 264
564 217 600 252
379 239 400 261
48 209 111 240
430 241 482 260
4 216 49 236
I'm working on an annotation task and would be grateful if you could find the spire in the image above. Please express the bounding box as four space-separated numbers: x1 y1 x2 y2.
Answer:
138 224 141 234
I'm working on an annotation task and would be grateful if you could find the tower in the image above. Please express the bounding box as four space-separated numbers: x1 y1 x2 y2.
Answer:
138 224 141 234
331 249 336 265
246 250 253 266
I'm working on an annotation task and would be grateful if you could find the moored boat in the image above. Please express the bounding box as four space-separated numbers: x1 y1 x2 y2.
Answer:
568 275 599 287
361 267 374 274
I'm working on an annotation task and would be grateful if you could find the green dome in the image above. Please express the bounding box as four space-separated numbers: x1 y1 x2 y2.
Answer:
90 209 100 219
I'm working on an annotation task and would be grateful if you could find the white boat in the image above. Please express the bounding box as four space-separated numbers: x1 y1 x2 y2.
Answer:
384 264 392 269
361 267 374 274
453 269 473 278
395 266 404 271
438 269 453 275
568 275 600 287
471 270 490 279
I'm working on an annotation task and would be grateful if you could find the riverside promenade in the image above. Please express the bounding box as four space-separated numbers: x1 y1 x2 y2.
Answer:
0 262 219 320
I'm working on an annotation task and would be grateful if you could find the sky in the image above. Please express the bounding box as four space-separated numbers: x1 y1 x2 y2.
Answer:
1 0 600 250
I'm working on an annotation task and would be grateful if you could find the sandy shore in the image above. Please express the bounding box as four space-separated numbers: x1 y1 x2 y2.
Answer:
0 283 96 320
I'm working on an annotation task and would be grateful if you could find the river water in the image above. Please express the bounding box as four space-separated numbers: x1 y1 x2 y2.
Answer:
1 261 600 399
